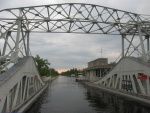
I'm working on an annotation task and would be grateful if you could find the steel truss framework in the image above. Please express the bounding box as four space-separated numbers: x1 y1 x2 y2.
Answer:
0 3 150 69
0 57 46 113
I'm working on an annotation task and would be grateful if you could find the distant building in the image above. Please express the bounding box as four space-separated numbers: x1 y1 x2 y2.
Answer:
71 74 75 77
78 73 83 78
85 58 113 81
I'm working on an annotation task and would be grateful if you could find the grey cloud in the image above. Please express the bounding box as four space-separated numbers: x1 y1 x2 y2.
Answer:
0 0 150 72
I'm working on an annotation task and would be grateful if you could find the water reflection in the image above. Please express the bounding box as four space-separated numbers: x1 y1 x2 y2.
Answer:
25 76 150 113
25 88 49 113
26 76 97 113
85 86 150 113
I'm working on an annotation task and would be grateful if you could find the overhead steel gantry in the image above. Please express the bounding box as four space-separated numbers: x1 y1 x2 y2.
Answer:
0 3 150 69
0 3 150 112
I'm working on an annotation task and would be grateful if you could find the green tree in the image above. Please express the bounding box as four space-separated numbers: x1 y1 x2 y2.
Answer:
50 68 59 77
34 55 51 77
34 55 59 77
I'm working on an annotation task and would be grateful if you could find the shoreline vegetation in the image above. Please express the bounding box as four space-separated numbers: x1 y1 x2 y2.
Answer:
34 55 59 77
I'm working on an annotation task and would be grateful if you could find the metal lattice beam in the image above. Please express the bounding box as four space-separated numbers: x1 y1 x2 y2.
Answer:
0 3 150 70
0 3 150 35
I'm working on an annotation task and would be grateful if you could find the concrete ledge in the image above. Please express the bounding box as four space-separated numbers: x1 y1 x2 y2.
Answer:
85 82 150 106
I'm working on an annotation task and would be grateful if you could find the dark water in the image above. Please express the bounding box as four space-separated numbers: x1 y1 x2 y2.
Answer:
26 76 150 113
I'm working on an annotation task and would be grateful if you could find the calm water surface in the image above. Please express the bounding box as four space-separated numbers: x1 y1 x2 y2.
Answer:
26 76 150 113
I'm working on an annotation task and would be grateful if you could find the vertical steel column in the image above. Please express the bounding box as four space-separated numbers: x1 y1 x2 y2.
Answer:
6 94 10 112
130 74 137 93
20 80 22 102
12 82 20 110
27 32 30 56
146 35 150 52
119 75 123 90
137 15 146 61
121 34 125 58
2 31 11 56
14 10 22 62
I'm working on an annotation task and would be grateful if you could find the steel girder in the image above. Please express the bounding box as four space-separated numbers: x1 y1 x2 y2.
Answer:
0 57 46 113
0 3 150 35
0 3 150 70
93 57 150 97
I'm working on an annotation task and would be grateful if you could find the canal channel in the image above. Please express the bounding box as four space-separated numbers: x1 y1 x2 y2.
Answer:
26 76 150 113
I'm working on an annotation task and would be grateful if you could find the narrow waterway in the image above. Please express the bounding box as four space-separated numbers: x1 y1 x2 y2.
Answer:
26 76 150 113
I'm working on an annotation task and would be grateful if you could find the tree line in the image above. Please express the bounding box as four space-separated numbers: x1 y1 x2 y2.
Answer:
34 55 59 77
60 68 85 76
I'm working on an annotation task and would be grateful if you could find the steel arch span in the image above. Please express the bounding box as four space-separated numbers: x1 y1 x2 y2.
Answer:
0 3 150 112
0 3 150 70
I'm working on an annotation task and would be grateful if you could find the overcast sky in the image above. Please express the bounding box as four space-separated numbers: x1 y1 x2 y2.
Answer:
0 0 150 73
